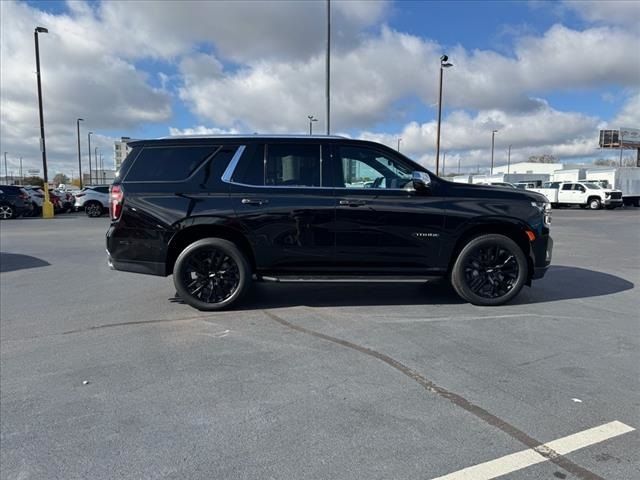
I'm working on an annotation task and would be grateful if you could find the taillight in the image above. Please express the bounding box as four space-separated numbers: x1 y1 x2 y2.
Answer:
110 185 123 220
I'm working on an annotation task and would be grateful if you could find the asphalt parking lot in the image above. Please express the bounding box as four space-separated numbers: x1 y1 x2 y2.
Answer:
1 209 638 480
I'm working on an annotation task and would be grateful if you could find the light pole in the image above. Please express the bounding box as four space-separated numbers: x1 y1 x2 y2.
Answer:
507 144 512 175
35 26 53 218
325 0 330 135
442 152 446 176
3 152 7 182
94 146 98 184
88 131 93 185
76 118 84 188
397 138 402 152
19 157 23 184
435 54 453 176
619 129 624 166
457 156 461 174
307 115 317 135
490 129 498 175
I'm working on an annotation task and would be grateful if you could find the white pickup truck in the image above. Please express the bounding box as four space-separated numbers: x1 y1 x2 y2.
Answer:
528 181 623 210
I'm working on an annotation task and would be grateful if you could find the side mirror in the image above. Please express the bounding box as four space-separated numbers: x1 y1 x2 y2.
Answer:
412 171 431 191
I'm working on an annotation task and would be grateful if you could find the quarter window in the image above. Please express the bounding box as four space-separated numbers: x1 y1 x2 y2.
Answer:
338 146 413 189
125 146 217 182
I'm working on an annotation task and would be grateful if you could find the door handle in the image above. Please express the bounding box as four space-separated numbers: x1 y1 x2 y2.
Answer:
339 199 367 207
241 198 269 206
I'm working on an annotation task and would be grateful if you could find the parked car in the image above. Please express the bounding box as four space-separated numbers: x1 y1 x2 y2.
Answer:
107 135 553 310
0 185 34 219
74 186 110 217
21 185 45 216
54 189 75 212
528 181 623 209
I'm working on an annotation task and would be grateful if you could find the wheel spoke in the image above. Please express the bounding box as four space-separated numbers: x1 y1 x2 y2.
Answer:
182 246 240 304
464 242 519 299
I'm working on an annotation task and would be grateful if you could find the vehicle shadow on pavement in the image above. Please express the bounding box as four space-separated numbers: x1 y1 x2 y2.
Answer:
240 280 465 309
0 252 50 273
512 265 634 305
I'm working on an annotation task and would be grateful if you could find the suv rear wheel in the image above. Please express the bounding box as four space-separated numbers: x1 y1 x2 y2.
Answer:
0 203 14 220
451 234 528 306
173 238 251 311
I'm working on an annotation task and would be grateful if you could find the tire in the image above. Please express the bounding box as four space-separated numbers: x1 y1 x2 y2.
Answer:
588 198 601 210
0 203 14 220
85 201 103 217
173 238 251 311
450 234 528 306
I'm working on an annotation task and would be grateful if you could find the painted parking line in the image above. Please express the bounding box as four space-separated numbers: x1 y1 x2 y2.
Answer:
431 421 635 480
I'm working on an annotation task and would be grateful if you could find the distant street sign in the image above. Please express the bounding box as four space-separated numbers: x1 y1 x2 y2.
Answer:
27 169 40 175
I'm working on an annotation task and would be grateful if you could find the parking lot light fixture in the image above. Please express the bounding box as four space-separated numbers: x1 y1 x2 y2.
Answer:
435 54 453 176
307 115 318 135
35 26 53 218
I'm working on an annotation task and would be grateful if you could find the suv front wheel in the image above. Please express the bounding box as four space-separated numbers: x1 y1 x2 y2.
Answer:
451 234 528 306
173 238 251 311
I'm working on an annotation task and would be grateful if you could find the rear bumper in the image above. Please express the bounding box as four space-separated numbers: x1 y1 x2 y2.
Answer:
106 224 168 276
107 252 166 276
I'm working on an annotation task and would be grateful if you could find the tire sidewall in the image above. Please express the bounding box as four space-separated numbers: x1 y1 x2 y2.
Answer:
589 198 601 210
173 238 251 311
451 234 528 306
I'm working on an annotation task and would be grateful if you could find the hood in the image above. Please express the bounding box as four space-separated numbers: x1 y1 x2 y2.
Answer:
445 181 548 203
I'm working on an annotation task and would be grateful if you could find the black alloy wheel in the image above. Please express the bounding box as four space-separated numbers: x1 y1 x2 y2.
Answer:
451 234 528 306
173 238 250 311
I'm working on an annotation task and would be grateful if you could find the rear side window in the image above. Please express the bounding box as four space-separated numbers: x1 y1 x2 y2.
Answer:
124 146 217 182
266 144 321 187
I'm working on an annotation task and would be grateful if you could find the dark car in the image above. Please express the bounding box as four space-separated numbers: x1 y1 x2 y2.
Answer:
0 185 34 219
106 135 552 309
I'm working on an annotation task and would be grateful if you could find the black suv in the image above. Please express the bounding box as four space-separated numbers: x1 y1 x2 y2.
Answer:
0 185 33 219
107 136 552 309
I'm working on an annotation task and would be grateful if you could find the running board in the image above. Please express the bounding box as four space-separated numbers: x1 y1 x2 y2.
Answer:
255 275 438 283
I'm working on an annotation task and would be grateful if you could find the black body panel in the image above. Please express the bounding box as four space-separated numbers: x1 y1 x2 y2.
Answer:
106 136 552 281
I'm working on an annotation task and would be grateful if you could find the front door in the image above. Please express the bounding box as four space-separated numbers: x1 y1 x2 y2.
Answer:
331 144 445 275
227 141 335 273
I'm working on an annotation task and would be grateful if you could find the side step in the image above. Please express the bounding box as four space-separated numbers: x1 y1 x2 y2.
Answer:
255 275 439 283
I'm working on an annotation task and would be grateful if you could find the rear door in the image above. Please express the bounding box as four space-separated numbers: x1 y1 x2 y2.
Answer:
558 183 576 203
226 141 335 273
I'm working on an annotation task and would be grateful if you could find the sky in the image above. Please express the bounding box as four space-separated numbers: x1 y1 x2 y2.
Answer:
1 0 639 178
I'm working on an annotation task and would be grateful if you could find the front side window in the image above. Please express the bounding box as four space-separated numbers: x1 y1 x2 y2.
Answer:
562 183 573 191
338 146 413 189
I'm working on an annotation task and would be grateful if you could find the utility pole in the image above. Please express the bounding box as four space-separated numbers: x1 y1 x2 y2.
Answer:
88 131 93 185
3 152 7 182
76 119 84 188
325 0 330 135
457 156 461 174
507 145 512 175
94 146 98 184
442 152 446 176
397 138 401 152
35 26 53 217
19 157 23 184
490 129 498 175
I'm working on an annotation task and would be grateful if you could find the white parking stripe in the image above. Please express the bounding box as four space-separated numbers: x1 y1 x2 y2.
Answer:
430 421 635 480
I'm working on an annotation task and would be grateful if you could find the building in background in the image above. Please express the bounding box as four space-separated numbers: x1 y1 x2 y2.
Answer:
492 162 563 175
114 137 132 171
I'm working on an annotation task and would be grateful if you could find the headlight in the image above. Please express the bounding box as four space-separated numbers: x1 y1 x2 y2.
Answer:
531 201 551 226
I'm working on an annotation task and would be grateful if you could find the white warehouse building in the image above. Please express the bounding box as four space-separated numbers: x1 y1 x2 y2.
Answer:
492 162 563 175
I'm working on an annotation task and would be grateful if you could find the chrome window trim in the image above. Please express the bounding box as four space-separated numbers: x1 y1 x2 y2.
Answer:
221 145 247 183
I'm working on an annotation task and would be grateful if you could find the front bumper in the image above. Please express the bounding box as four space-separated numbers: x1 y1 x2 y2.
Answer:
529 234 553 280
603 198 623 206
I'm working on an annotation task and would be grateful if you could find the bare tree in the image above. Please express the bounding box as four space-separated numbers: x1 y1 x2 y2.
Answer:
528 154 557 163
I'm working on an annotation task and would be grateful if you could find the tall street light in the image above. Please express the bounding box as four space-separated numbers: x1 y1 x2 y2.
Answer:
35 26 53 218
507 144 512 175
3 152 7 182
435 54 453 176
94 146 98 184
76 118 84 188
490 129 498 175
397 138 402 152
88 131 93 185
325 0 330 135
307 115 318 135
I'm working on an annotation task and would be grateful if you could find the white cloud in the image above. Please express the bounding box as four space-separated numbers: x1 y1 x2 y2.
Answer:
168 126 239 136
611 91 640 128
563 0 640 27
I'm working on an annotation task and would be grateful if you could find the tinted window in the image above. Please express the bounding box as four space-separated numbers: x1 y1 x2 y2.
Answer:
91 186 110 194
265 144 321 187
561 183 573 191
231 143 265 186
125 145 217 182
338 146 412 189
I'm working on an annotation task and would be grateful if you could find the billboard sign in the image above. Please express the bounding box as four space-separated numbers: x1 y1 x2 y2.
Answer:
27 169 40 175
620 127 640 146
599 129 619 148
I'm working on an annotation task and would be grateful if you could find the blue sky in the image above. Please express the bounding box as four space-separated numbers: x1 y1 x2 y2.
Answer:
3 0 639 175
